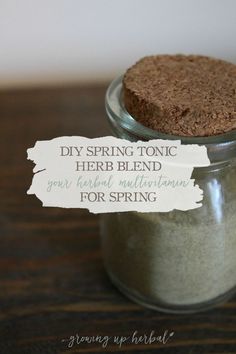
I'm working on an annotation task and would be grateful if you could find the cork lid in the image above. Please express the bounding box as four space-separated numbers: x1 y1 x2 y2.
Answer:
123 55 236 137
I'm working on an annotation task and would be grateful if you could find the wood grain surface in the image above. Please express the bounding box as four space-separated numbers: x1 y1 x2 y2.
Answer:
0 84 235 354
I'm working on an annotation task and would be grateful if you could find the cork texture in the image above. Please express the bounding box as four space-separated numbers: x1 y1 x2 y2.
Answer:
123 55 236 136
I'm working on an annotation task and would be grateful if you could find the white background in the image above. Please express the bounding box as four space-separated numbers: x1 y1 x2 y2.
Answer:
0 0 236 88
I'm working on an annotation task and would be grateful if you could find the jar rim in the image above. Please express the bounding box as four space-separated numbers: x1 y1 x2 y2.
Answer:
105 75 236 162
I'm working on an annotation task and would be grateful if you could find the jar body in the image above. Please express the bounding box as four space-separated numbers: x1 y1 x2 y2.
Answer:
101 76 236 313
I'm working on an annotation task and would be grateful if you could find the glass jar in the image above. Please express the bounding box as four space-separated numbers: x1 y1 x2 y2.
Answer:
101 76 236 314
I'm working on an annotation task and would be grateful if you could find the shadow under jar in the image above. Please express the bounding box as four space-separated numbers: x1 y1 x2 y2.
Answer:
100 76 236 314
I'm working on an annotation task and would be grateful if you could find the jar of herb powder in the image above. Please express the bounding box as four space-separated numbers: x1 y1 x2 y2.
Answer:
101 55 236 313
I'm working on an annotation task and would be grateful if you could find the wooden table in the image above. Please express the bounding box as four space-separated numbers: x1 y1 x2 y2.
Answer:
0 85 235 354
